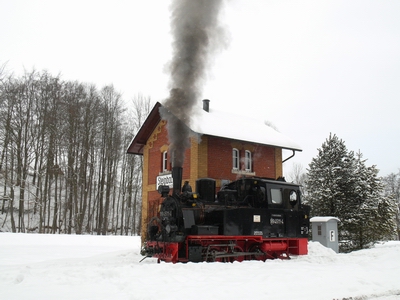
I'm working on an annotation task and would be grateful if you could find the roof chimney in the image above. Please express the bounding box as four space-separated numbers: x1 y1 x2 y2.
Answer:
202 99 210 112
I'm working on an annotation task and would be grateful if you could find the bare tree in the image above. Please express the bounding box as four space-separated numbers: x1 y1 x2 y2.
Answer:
127 95 151 234
94 85 124 235
287 162 307 196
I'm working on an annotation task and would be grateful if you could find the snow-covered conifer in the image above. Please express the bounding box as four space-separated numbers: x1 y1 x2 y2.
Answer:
306 134 397 252
305 133 355 218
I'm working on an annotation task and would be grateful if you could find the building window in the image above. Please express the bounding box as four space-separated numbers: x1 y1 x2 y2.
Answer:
232 148 239 170
245 150 252 172
318 225 322 236
162 151 168 172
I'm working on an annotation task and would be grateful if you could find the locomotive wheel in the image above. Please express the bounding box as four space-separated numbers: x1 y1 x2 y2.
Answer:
249 245 267 261
203 246 223 262
230 246 244 262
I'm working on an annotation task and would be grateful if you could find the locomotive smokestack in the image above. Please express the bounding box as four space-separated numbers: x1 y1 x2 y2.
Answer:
172 167 183 195
202 99 210 112
159 0 227 168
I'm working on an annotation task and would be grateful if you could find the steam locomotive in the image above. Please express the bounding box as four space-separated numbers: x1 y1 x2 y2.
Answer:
141 167 310 263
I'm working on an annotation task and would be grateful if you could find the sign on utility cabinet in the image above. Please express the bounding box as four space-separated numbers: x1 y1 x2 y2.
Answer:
329 230 335 242
310 216 340 253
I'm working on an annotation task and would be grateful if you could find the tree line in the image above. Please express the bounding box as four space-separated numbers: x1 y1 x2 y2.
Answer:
289 134 399 252
0 69 150 235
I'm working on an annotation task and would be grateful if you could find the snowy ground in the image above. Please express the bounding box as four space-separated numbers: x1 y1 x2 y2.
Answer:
0 233 399 300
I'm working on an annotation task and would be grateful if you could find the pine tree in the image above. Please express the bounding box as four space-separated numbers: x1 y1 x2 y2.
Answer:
382 171 400 239
345 152 397 251
305 134 356 218
306 134 397 252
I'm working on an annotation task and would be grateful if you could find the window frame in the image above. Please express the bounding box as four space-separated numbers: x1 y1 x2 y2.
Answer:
232 148 239 170
245 150 252 172
162 151 168 172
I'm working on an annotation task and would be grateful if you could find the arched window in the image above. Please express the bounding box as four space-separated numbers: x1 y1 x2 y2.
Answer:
232 148 239 170
245 150 252 172
162 151 168 172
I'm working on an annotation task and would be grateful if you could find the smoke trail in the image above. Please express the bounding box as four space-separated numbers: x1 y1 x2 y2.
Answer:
160 0 227 167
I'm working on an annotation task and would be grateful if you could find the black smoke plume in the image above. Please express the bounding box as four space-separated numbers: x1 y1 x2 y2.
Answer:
160 0 226 167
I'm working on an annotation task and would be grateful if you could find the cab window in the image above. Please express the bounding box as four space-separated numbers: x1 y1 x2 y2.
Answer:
270 188 283 205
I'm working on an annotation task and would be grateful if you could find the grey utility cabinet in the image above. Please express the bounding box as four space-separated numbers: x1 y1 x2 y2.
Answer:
310 216 340 253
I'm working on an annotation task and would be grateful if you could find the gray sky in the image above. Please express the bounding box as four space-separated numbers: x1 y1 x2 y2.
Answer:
1 0 399 177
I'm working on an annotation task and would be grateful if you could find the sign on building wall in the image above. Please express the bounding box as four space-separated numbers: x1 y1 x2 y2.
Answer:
156 174 173 190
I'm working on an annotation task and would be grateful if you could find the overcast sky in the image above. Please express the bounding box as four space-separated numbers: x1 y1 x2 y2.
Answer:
1 0 400 177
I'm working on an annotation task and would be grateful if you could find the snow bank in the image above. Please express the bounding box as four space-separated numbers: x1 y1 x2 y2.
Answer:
1 233 399 300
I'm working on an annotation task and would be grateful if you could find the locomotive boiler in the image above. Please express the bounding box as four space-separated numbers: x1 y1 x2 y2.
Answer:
141 167 310 263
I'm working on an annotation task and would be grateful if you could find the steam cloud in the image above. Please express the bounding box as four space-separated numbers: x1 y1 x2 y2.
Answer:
160 0 227 167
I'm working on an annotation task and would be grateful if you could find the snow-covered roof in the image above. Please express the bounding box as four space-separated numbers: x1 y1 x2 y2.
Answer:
310 217 340 223
127 101 302 155
189 106 302 151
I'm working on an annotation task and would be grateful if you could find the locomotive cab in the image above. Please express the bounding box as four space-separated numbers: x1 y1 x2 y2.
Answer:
213 178 309 238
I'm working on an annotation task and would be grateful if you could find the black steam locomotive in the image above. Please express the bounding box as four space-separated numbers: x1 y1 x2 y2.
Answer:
141 167 310 263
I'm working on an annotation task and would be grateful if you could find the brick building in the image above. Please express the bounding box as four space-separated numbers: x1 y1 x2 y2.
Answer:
127 100 302 241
